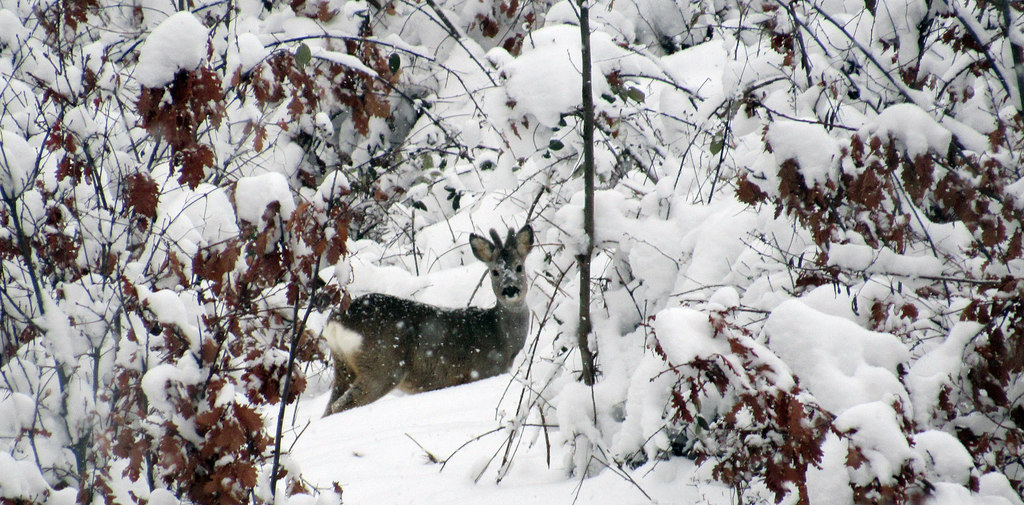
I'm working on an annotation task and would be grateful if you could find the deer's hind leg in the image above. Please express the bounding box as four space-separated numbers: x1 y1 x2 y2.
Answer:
324 352 357 417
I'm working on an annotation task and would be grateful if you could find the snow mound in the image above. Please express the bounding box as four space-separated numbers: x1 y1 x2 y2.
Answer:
827 244 944 278
228 33 268 76
913 430 975 486
502 25 619 127
0 452 50 499
869 104 951 157
764 299 910 414
503 29 584 127
653 307 729 365
234 172 297 226
905 321 982 426
141 288 201 344
0 129 37 194
834 402 916 486
136 12 209 88
767 120 840 186
0 9 29 46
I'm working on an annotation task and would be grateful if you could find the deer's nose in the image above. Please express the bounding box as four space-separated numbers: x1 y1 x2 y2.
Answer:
501 286 520 298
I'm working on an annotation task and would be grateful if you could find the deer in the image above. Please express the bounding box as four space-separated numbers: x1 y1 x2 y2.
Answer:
322 225 534 416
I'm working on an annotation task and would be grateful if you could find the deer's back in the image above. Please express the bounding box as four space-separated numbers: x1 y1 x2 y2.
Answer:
327 293 525 393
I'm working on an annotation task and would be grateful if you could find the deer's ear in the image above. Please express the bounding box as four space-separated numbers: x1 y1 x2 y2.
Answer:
514 225 534 256
469 234 496 263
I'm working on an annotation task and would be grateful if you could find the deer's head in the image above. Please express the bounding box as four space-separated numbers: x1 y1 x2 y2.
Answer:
470 225 534 306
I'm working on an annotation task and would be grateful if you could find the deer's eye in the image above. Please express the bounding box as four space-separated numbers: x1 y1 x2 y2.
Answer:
492 269 499 276
515 265 523 272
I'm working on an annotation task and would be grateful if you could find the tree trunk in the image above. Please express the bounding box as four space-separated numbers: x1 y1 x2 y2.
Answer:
576 0 596 386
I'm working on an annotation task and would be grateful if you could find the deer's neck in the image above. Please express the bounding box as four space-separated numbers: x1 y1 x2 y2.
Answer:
495 301 530 343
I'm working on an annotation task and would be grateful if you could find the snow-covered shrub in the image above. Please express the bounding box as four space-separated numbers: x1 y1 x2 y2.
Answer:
494 0 1024 502
0 2 359 503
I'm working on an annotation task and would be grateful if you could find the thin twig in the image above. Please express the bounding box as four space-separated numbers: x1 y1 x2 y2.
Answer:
405 433 442 464
439 427 505 472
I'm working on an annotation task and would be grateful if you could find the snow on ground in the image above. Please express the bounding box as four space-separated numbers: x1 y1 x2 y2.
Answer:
288 240 733 504
289 377 732 505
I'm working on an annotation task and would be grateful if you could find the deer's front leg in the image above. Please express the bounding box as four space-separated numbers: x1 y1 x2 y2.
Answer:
327 368 406 415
